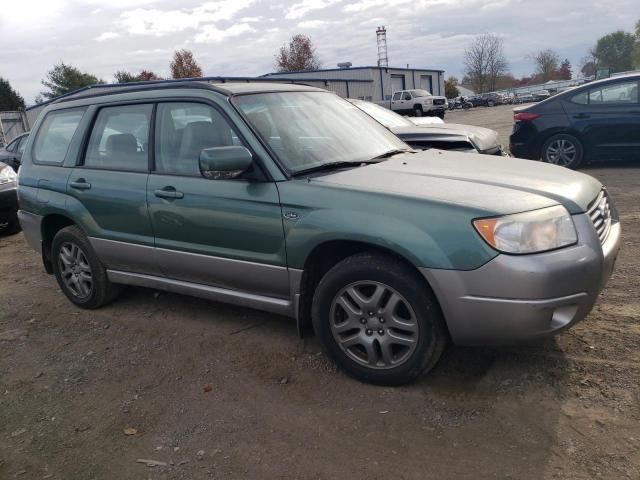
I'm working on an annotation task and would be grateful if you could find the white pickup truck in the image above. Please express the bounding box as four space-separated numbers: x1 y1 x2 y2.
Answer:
377 89 448 118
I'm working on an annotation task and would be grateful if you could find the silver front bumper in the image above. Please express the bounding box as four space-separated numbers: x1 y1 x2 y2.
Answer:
421 213 621 346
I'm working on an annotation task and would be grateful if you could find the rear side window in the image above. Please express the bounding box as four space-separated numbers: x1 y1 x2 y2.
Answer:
392 92 401 101
33 108 85 164
570 90 588 104
84 104 152 172
589 81 639 104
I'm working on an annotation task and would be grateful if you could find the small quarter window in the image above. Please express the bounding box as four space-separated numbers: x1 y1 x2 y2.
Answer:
84 104 152 171
33 108 85 164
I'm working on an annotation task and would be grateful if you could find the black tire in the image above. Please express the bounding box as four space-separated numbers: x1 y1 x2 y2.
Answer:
51 226 121 309
541 133 584 169
1 216 21 236
312 252 447 385
463 102 472 110
437 111 445 120
413 105 423 117
487 100 495 107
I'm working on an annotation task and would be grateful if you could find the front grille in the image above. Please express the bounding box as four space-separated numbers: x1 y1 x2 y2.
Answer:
433 99 445 106
587 190 612 244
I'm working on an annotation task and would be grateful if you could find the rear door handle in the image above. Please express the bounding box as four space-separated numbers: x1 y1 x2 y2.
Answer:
154 187 184 199
573 113 590 119
70 179 91 190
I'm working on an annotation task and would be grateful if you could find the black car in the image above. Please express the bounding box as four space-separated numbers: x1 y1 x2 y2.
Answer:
0 161 20 235
0 132 29 172
510 74 640 169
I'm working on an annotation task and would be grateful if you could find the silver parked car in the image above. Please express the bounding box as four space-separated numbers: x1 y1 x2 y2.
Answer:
349 99 507 155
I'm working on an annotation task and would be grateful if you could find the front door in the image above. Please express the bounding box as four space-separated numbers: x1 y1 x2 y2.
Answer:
67 103 157 275
147 102 288 299
564 79 640 160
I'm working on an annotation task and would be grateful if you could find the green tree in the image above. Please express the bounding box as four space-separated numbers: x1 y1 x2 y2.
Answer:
114 70 163 83
633 19 640 68
592 31 636 73
0 77 25 110
41 62 104 99
444 76 460 98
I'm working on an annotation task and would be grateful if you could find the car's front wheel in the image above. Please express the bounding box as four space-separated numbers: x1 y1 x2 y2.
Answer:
312 252 447 385
542 133 584 169
413 105 423 117
51 226 120 309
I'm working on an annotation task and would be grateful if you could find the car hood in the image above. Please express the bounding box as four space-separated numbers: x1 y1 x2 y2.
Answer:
309 150 602 215
391 123 500 152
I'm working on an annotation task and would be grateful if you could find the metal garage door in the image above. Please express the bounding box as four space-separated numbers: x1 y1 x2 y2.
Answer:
420 75 433 93
391 75 405 94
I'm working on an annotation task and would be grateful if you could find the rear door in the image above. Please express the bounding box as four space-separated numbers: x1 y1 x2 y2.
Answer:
67 103 157 275
147 101 288 298
564 79 640 159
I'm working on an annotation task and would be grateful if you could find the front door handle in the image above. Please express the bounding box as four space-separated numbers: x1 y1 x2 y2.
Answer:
154 187 184 199
70 179 91 190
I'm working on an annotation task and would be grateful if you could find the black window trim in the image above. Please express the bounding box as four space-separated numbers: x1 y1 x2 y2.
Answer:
32 106 88 166
78 102 154 174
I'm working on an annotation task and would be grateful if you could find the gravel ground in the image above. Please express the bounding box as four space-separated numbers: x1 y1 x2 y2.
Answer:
1 106 639 479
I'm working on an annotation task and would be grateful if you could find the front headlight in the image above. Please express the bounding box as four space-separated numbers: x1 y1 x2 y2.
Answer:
473 205 577 254
0 166 17 184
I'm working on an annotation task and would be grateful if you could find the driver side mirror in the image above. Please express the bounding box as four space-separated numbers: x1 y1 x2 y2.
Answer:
199 146 253 180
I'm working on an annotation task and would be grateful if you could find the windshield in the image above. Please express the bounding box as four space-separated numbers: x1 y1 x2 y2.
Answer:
349 99 414 128
410 89 432 97
234 92 408 174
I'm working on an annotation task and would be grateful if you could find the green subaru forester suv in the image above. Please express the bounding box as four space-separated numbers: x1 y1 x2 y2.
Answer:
17 81 620 385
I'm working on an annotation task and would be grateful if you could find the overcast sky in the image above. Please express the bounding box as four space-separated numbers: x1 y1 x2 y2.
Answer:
1 0 638 104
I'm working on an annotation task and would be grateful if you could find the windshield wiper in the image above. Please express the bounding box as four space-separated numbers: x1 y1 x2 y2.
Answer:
369 149 412 161
292 161 367 177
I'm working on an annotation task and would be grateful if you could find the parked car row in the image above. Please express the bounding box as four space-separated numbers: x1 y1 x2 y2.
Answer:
510 73 640 169
15 80 620 385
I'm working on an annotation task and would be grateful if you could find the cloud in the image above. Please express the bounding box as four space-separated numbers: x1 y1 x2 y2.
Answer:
286 0 342 20
119 0 257 37
94 31 121 42
194 23 255 43
298 20 330 29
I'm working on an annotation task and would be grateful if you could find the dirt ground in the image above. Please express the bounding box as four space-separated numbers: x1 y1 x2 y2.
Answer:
1 105 639 479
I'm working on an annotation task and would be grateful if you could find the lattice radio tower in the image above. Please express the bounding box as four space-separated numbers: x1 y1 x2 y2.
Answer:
376 26 389 67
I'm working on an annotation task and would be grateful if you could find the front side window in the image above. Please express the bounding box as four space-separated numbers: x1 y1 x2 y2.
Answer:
234 91 408 174
155 102 243 176
33 108 85 164
84 104 152 171
392 92 402 101
589 81 639 104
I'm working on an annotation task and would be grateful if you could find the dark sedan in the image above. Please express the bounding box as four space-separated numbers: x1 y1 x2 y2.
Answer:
0 161 20 235
510 74 640 168
0 132 29 172
349 99 507 155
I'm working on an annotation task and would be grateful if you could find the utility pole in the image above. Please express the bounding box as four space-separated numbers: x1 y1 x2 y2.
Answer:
376 26 389 68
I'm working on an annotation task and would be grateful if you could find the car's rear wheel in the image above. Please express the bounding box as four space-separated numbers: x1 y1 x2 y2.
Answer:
413 105 423 117
1 216 21 236
542 134 584 169
312 252 447 385
487 100 495 107
51 226 120 309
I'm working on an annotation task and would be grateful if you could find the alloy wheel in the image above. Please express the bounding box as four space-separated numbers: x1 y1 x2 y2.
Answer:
545 139 577 166
58 241 93 299
329 281 419 370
